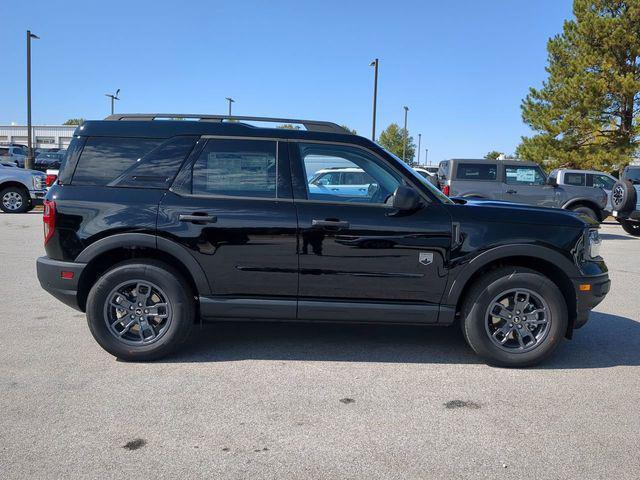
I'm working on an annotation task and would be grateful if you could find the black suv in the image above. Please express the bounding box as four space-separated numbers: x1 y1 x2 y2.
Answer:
37 114 610 367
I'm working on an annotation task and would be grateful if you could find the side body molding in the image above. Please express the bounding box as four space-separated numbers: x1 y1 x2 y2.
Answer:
443 243 580 307
74 232 212 295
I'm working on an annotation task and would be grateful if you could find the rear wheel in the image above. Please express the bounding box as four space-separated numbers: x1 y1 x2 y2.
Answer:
86 260 194 361
461 267 568 367
569 205 599 223
619 219 640 236
0 186 29 213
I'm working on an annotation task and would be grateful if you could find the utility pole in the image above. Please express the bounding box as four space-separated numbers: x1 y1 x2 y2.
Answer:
402 106 409 163
226 97 235 116
369 58 379 141
105 89 120 115
417 133 422 165
26 30 39 170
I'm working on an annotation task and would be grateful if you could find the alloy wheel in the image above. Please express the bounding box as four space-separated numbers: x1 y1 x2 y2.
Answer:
2 191 24 211
103 280 172 346
485 288 551 353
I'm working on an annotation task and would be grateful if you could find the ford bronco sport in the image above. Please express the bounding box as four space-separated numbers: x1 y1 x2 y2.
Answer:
37 114 610 367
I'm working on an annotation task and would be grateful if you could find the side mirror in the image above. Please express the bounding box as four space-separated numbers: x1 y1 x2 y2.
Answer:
547 177 558 187
391 185 421 211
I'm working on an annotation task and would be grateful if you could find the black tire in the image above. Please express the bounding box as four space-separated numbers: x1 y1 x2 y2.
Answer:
86 259 194 361
619 219 640 236
461 267 568 368
0 186 29 213
569 205 599 223
611 180 637 213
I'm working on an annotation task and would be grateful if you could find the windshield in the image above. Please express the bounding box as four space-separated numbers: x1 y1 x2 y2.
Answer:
381 148 453 204
626 167 640 182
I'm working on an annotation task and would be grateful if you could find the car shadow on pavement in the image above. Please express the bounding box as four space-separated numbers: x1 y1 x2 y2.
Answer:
152 311 640 368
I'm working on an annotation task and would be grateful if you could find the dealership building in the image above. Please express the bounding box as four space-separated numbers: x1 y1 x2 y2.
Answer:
0 124 77 150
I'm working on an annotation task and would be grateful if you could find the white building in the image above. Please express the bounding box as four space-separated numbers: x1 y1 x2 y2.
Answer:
0 125 77 150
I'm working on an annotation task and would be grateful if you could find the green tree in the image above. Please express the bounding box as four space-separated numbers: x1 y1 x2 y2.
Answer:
276 124 301 130
63 118 84 125
484 150 503 160
378 123 416 163
518 0 640 171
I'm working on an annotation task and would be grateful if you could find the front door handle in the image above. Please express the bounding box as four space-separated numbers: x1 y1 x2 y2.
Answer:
506 189 517 194
312 219 350 229
179 213 217 224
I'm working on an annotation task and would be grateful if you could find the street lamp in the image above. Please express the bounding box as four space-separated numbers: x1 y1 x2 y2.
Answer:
105 89 120 115
417 133 422 165
402 106 409 163
226 97 235 116
26 30 39 171
369 59 379 141
425 148 429 165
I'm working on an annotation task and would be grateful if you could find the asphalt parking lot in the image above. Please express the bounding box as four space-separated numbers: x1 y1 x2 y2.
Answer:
1 213 639 479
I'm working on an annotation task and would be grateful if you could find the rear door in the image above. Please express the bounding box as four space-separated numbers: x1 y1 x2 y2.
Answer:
158 137 299 319
290 141 451 323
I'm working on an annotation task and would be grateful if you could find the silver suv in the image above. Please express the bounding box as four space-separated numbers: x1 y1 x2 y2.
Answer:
437 159 608 222
0 163 47 213
550 169 616 212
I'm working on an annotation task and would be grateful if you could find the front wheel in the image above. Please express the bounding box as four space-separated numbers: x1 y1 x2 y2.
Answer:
569 205 599 223
86 260 194 361
619 219 640 236
461 267 568 367
0 186 29 213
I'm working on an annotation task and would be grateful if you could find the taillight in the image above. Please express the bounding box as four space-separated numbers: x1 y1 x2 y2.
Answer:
43 200 56 245
45 173 57 187
442 184 450 196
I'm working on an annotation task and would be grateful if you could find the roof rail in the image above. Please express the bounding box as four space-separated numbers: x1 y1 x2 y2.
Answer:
103 113 352 135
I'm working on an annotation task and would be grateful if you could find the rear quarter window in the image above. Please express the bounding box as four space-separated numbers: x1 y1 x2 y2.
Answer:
456 163 497 181
71 137 162 186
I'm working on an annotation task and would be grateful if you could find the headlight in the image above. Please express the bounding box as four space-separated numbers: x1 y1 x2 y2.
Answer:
586 229 602 259
32 175 45 190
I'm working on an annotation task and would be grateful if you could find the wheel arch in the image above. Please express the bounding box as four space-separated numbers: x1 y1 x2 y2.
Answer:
445 246 579 337
0 180 30 194
562 198 604 220
75 233 211 311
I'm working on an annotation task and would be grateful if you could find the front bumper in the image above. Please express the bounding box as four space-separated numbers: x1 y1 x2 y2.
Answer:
36 256 86 311
571 273 610 329
30 189 47 205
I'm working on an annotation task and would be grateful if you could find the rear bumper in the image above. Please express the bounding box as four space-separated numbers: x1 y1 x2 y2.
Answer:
571 273 610 329
30 189 47 205
36 256 86 311
612 210 640 221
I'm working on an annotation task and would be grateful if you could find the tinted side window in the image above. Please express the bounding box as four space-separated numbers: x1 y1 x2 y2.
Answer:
505 166 546 186
624 167 640 182
0 148 9 156
438 161 450 180
111 136 197 189
72 137 161 186
564 172 585 186
456 163 497 181
192 139 277 198
591 174 615 190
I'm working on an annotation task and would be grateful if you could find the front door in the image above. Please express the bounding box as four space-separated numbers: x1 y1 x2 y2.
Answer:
158 137 298 319
502 164 557 207
290 141 452 323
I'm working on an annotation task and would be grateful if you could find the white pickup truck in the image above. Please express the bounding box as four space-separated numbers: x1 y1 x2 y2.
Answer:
0 162 47 213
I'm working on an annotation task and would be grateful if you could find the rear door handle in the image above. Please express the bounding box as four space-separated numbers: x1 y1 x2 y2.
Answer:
506 189 517 194
312 219 350 229
179 213 217 224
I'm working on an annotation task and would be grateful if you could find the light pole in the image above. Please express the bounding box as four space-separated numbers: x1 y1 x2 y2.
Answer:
105 89 120 115
417 133 422 165
369 58 378 141
226 97 235 116
402 106 409 163
425 148 429 165
26 30 39 171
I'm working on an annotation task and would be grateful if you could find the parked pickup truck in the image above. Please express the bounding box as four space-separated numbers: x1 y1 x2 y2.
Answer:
0 162 47 212
611 165 640 236
437 159 608 222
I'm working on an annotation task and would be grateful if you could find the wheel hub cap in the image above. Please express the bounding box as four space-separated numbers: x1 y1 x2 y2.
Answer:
2 192 23 210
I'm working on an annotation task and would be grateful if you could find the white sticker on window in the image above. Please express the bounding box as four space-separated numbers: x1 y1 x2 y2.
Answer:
516 169 536 182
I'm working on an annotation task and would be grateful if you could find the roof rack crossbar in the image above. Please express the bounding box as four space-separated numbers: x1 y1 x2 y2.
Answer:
103 113 352 135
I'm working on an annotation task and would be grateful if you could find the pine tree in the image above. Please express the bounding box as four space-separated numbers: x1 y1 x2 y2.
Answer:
518 0 640 171
378 123 416 163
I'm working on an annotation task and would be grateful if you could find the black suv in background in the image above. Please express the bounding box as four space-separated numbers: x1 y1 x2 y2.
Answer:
37 114 610 367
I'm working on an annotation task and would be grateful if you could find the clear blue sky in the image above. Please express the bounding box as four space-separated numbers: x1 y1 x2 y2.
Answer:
2 0 573 163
